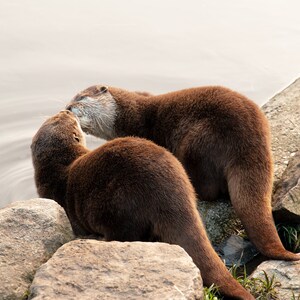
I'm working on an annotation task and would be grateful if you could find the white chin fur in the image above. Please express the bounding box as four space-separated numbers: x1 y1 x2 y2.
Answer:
78 96 117 140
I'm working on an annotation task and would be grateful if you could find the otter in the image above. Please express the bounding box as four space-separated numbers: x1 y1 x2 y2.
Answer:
66 85 300 261
31 110 254 300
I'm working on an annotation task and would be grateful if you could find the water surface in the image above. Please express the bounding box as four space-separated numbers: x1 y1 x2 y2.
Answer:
0 0 299 207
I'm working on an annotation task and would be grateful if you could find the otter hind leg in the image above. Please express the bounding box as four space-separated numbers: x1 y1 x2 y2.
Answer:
227 166 300 261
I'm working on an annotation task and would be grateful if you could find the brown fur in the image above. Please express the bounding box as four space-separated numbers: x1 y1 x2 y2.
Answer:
31 110 254 300
67 85 300 261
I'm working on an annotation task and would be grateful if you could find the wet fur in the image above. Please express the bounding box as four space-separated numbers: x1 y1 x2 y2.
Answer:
31 111 254 300
67 85 300 261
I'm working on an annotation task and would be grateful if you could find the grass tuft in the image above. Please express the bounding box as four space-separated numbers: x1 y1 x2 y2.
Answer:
204 223 300 299
277 223 300 253
229 265 280 300
204 284 221 300
291 291 300 300
204 265 281 300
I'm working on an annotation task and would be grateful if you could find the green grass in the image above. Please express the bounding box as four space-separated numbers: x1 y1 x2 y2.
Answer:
291 292 300 300
236 223 300 253
204 284 221 300
22 289 30 300
204 223 300 299
277 223 300 253
204 265 281 300
230 265 280 300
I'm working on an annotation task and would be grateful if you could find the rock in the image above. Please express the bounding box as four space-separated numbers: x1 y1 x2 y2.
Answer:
250 255 300 300
0 198 74 300
29 240 203 300
263 78 300 223
273 151 300 223
197 200 242 246
262 78 300 182
217 235 259 266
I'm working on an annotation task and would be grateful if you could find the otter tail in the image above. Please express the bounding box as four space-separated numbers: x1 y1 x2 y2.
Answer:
157 211 255 300
227 166 299 261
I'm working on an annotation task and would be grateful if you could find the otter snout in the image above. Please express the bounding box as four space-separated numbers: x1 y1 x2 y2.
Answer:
66 104 83 117
66 104 72 111
60 109 72 115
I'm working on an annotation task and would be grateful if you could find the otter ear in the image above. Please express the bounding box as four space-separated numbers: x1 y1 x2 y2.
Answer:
73 133 80 142
99 86 108 94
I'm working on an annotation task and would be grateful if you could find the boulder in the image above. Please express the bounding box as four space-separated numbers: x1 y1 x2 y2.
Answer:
29 240 203 300
272 151 300 223
0 198 74 300
250 255 300 300
262 78 300 223
262 78 300 182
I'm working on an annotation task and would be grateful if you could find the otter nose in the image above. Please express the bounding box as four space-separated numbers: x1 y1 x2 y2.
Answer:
66 104 73 111
66 105 82 117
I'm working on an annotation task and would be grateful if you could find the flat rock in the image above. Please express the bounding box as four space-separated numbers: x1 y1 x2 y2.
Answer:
0 198 74 300
29 240 203 300
250 255 300 299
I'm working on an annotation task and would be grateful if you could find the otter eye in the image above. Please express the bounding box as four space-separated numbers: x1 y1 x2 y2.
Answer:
99 86 108 93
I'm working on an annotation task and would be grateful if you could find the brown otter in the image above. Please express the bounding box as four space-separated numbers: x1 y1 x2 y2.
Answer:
31 110 254 300
66 85 300 261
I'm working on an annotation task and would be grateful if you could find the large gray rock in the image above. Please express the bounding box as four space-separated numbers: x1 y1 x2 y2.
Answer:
263 79 300 222
0 198 74 300
250 255 300 300
29 240 203 300
262 78 300 182
273 151 300 222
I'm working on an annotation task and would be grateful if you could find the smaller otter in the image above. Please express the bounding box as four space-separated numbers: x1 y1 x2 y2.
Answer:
31 110 254 300
66 84 300 261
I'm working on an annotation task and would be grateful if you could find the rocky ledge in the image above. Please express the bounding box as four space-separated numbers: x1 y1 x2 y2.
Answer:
0 79 299 299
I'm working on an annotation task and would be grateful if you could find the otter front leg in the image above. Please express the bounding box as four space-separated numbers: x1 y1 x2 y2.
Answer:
64 210 90 237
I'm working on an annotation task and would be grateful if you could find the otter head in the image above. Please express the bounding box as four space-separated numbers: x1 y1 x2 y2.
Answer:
31 110 86 204
66 85 117 140
31 110 86 167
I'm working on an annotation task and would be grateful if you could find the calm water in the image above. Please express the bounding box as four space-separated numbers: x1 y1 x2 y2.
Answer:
0 0 299 208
